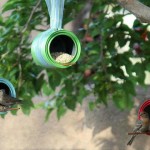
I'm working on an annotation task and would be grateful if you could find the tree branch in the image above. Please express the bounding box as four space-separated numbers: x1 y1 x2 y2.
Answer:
128 132 150 135
17 0 42 93
22 0 42 33
117 0 150 23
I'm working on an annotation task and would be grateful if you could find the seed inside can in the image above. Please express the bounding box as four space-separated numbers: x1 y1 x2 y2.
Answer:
51 52 74 64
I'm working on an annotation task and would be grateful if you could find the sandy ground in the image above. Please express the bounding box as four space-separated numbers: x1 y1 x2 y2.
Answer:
0 86 149 150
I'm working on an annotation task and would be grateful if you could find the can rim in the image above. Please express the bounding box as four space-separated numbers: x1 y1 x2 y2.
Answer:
45 29 81 68
0 78 16 115
138 100 150 119
0 78 16 98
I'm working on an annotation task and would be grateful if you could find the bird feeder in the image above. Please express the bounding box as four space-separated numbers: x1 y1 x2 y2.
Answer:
0 78 16 114
31 0 81 68
138 100 150 135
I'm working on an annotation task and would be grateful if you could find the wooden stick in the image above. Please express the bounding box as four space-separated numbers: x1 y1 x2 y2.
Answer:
7 108 20 111
128 132 150 135
61 62 76 66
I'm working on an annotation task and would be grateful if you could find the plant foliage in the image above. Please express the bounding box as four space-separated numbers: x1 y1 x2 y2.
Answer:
0 0 150 119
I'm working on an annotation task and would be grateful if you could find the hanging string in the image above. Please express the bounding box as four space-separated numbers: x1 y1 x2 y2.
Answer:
45 0 65 29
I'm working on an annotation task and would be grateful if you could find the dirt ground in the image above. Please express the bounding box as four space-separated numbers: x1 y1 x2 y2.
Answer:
0 86 149 150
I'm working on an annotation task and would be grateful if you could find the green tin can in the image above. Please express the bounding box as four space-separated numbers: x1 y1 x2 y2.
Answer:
31 29 81 68
31 0 81 68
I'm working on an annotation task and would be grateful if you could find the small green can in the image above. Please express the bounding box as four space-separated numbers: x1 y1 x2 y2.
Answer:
31 29 81 68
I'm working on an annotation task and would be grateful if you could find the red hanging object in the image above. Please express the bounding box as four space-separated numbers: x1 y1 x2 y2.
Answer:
138 100 150 135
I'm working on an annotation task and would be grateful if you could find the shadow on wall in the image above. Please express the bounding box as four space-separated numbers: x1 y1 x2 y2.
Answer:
83 86 150 150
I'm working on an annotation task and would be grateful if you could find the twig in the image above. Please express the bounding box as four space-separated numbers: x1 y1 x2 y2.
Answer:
7 108 20 111
17 0 42 92
117 0 150 23
60 62 76 66
128 132 150 135
22 0 42 33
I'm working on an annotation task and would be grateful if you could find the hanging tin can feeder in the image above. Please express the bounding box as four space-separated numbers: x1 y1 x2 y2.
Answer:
31 0 81 68
0 78 16 114
127 100 150 137
138 99 150 135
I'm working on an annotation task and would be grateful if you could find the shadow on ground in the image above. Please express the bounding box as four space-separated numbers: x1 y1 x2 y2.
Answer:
0 87 150 150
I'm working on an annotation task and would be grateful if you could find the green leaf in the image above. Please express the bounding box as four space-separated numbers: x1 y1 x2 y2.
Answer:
122 80 136 96
34 74 45 92
113 91 133 109
42 82 52 96
45 108 53 122
89 102 96 111
57 106 67 120
49 71 62 91
65 96 76 111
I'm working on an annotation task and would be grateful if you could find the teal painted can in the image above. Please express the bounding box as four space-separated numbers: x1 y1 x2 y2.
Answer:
0 78 16 114
31 29 81 68
31 0 81 68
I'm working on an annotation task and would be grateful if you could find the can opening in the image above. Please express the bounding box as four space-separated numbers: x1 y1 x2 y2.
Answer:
50 35 76 55
0 83 10 95
144 106 150 118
